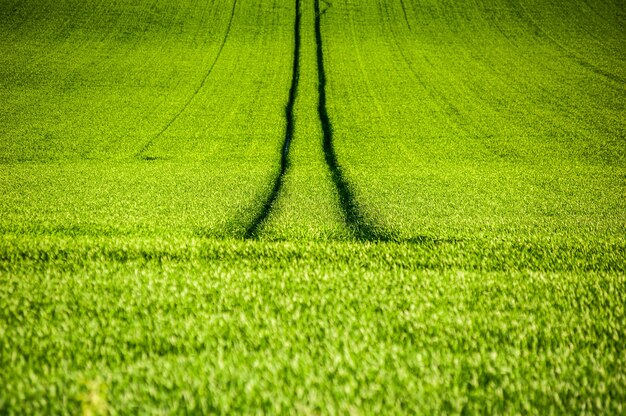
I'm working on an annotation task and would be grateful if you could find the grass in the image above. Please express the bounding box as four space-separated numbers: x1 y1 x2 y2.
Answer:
0 0 625 414
1 237 625 414
323 0 625 242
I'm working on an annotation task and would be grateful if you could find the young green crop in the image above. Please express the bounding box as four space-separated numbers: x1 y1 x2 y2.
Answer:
322 0 625 243
1 238 625 414
0 0 624 414
0 0 294 237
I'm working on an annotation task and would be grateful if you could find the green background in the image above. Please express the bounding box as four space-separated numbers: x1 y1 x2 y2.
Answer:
0 0 624 413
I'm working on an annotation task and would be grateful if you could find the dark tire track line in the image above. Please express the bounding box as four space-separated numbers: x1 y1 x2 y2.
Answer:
399 0 412 31
315 0 391 242
135 0 238 159
243 0 301 239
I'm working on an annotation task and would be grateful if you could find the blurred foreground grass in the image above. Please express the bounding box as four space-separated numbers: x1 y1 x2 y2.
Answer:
1 236 624 414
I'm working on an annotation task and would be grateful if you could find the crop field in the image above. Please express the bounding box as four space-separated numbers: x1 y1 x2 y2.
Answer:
0 0 625 414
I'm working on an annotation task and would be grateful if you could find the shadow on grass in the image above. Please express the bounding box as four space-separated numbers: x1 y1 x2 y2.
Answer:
315 0 393 242
242 0 302 239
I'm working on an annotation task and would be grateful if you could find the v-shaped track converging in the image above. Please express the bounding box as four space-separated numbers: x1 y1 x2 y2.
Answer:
244 0 390 241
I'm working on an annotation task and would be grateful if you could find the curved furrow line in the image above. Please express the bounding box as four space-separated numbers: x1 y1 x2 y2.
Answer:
82 0 184 159
375 0 472 140
576 0 626 55
314 0 391 242
136 0 229 144
390 0 564 132
135 0 238 159
398 0 412 31
591 1 625 26
380 0 614 157
466 0 622 138
512 0 626 86
573 0 624 55
243 0 301 239
78 2 145 159
347 2 389 122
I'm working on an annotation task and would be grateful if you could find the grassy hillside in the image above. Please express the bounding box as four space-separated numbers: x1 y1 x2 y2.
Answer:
0 0 294 237
0 0 624 414
324 0 625 242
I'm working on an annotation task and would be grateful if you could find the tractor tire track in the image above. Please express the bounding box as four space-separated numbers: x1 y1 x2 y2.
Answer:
314 0 390 241
135 0 238 159
243 0 301 239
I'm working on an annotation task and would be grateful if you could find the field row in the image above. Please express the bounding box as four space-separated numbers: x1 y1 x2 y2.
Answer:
0 0 624 242
1 0 625 413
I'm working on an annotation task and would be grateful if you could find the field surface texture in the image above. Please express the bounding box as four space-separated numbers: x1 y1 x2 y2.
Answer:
1 0 625 414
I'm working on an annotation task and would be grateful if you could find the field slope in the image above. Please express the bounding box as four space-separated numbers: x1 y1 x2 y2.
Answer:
1 0 625 414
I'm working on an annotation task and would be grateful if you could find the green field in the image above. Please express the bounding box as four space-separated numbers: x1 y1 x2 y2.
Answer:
1 0 625 413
